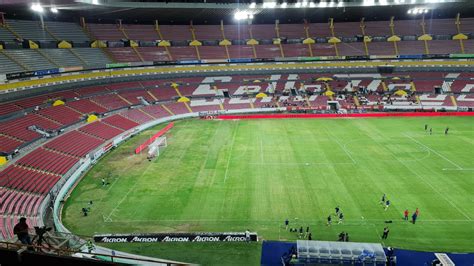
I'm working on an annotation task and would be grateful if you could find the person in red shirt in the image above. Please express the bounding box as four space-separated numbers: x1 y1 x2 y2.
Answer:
404 209 409 221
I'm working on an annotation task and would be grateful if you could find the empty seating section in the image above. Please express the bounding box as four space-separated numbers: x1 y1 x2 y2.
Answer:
0 103 23 117
308 23 332 38
0 135 24 154
137 47 170 61
228 45 255 58
16 148 79 175
45 131 104 157
123 25 158 41
199 46 227 60
279 24 306 39
67 99 108 114
311 44 336 56
223 25 251 40
251 24 276 40
0 165 60 194
429 40 463 54
0 26 16 41
41 49 82 67
90 94 129 110
168 47 197 60
122 108 153 124
0 52 25 74
256 45 281 58
70 48 113 66
159 25 192 41
37 105 83 125
119 90 154 104
7 20 55 41
44 21 90 43
146 87 179 100
88 23 124 41
165 102 190 115
338 42 366 56
397 41 426 55
79 121 124 140
0 114 62 142
102 115 139 130
2 50 56 71
194 25 223 40
75 85 108 96
106 81 141 91
0 188 44 216
282 44 309 57
141 105 171 118
107 47 140 62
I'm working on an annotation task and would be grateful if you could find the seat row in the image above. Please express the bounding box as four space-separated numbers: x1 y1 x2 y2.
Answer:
0 165 60 194
16 148 79 175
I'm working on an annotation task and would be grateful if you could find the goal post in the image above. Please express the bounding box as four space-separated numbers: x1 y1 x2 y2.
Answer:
147 136 167 160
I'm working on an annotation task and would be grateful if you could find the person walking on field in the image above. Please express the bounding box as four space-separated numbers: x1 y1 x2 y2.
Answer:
381 227 390 240
404 209 409 221
327 215 332 226
285 218 289 230
412 212 418 224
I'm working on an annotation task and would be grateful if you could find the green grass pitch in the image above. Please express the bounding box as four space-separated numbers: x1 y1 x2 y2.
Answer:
63 116 474 265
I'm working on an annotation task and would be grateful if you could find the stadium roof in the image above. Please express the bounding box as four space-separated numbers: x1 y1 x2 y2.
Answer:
0 0 473 24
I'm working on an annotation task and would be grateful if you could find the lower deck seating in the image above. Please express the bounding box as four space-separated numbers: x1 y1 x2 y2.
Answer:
102 115 139 130
16 148 79 175
79 121 124 140
0 165 60 194
45 130 104 157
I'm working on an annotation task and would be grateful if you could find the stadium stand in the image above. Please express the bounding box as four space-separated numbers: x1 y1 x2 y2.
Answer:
37 105 84 126
79 121 124 140
0 165 60 194
45 130 104 157
102 114 139 130
16 148 79 175
67 99 109 114
43 21 91 43
6 20 56 41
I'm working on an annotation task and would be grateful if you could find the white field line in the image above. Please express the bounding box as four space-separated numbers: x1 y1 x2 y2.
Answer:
103 155 156 221
442 168 474 171
248 162 354 166
387 141 472 221
403 133 463 170
324 128 357 164
223 122 238 183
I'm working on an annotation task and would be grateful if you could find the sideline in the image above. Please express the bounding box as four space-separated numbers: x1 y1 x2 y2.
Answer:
217 111 474 120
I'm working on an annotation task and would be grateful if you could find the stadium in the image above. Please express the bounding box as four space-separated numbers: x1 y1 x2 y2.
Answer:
0 0 473 265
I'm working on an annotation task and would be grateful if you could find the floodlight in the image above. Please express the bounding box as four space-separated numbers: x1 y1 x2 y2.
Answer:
31 3 44 13
295 2 301 7
51 7 58 13
250 2 256 8
281 2 287 8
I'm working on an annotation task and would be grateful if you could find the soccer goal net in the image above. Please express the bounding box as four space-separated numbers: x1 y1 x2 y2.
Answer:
147 136 167 160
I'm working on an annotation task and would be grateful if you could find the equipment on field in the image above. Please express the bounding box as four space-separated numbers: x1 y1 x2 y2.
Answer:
147 136 167 160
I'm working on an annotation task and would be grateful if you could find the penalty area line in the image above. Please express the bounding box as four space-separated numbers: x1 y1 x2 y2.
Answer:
403 133 463 170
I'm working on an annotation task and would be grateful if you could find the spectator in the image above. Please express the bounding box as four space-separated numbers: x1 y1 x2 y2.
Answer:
13 217 32 245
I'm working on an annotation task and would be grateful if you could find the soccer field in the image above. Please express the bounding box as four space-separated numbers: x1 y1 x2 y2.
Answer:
63 116 474 265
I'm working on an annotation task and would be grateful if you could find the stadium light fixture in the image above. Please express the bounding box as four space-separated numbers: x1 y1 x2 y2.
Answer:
309 2 316 7
302 0 309 7
249 2 256 9
263 2 277 8
295 2 301 8
50 7 58 13
319 1 328 7
280 2 287 8
234 10 253 21
31 3 44 13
